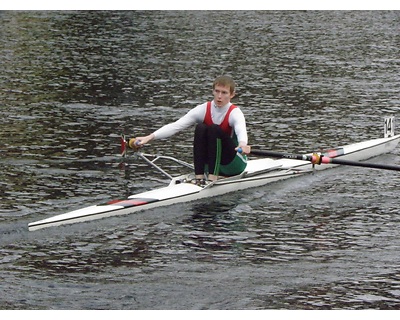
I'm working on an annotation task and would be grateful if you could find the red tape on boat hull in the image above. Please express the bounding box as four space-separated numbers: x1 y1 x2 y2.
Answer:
105 198 159 207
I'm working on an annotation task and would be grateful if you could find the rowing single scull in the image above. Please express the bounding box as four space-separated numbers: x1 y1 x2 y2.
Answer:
28 117 400 231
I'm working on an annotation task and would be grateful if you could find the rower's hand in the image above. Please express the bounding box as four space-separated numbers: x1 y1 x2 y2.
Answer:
128 138 141 151
236 145 251 155
130 134 155 149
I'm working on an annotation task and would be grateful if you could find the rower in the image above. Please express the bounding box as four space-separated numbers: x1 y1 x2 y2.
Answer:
130 76 251 185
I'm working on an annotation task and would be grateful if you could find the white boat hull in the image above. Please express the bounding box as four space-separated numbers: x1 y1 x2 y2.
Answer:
28 134 400 231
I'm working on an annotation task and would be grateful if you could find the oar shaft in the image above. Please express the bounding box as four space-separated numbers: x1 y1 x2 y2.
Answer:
323 157 400 172
250 149 400 172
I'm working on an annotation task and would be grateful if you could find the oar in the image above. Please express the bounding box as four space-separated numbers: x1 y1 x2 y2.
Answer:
248 149 400 172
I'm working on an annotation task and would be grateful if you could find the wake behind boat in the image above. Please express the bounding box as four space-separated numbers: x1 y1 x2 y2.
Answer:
28 117 400 231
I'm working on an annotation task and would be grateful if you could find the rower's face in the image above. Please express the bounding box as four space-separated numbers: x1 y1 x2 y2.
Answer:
213 84 235 107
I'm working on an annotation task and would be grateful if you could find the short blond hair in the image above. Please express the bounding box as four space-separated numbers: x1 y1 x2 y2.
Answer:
213 76 236 94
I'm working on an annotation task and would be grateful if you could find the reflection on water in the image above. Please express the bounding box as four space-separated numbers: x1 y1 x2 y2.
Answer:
1 10 400 309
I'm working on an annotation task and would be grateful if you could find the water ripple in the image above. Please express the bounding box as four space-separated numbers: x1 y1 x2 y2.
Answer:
1 10 400 310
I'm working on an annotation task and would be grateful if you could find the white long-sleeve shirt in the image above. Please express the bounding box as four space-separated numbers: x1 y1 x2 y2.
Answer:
152 101 248 145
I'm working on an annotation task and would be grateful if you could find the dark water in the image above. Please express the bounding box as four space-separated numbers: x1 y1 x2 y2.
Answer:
1 11 400 310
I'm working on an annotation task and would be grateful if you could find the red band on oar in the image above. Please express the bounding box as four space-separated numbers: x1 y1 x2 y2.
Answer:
311 153 322 164
121 135 127 157
320 156 332 164
311 154 334 165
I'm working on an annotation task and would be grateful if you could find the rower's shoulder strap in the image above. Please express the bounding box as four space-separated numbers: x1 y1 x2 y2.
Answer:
220 104 237 135
203 101 213 125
